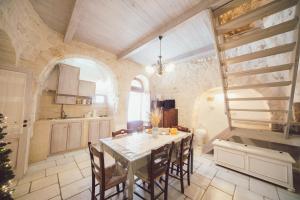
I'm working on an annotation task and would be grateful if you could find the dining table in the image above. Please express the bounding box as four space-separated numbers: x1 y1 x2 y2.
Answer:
99 130 192 200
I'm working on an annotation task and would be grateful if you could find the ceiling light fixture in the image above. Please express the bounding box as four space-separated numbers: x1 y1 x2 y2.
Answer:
157 35 164 75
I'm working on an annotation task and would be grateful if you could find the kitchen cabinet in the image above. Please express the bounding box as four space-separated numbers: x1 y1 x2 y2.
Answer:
99 120 110 138
78 80 96 97
57 64 80 96
88 119 111 143
88 120 100 144
67 122 82 150
50 123 68 154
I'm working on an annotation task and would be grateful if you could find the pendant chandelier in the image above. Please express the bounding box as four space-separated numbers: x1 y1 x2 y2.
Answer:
156 35 164 75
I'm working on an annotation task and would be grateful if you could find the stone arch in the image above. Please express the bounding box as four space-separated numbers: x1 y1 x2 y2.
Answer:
0 29 16 66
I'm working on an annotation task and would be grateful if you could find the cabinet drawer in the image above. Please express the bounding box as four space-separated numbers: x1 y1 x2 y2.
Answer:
248 155 288 183
215 147 246 170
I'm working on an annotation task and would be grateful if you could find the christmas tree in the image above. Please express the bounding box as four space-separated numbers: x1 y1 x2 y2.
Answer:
0 113 15 200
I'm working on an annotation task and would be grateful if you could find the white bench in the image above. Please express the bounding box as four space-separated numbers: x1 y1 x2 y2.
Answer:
213 139 295 191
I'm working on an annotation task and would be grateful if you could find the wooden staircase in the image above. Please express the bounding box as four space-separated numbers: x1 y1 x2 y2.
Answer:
204 0 300 152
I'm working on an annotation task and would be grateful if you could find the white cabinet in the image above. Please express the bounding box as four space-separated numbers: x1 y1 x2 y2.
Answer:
213 140 295 191
57 64 80 96
55 95 76 105
78 80 96 97
50 123 68 154
67 122 82 150
88 120 100 144
51 121 82 153
88 119 111 143
100 120 110 138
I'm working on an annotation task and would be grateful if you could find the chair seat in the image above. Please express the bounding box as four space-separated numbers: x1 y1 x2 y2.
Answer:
95 164 127 190
135 165 166 182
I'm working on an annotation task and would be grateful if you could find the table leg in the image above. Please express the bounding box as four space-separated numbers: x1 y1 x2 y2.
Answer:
128 163 134 200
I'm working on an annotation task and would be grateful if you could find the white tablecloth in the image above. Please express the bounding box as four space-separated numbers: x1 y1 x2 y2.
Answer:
99 131 191 200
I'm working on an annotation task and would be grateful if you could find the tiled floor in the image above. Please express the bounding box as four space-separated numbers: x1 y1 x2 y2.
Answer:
12 148 300 200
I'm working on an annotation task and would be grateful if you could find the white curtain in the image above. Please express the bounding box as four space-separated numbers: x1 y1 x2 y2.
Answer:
128 91 150 122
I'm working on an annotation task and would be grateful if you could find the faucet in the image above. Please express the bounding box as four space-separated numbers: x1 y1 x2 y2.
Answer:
61 104 67 119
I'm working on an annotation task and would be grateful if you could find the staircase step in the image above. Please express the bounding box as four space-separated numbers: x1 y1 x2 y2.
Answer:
220 18 298 50
231 118 285 124
227 96 290 101
231 127 300 147
226 64 293 78
216 0 298 34
227 81 291 90
224 43 295 65
230 109 288 112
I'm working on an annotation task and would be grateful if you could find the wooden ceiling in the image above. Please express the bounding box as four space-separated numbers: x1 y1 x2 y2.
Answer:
30 0 230 65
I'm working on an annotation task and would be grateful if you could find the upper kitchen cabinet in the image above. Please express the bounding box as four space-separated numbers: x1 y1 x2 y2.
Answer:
78 80 96 97
57 64 80 96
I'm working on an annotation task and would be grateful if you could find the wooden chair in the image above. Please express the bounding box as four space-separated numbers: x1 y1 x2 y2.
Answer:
172 125 194 174
88 142 127 200
169 135 193 193
134 143 174 200
112 129 134 137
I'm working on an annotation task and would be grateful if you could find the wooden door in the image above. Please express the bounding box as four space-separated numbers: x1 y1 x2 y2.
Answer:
99 120 110 138
0 69 26 172
0 70 26 134
163 109 178 128
67 122 82 150
88 120 100 144
57 64 80 95
51 123 68 153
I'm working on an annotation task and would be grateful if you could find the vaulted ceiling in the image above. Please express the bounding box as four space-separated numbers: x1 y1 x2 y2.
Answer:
29 0 230 65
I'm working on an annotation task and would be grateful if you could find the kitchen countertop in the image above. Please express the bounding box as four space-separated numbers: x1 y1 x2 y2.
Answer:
38 116 113 122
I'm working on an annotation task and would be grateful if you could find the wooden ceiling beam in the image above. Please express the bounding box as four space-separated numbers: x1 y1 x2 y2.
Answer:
117 0 232 59
64 0 84 43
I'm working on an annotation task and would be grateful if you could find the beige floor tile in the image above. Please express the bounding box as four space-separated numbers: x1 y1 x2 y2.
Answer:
250 178 279 200
216 169 249 189
195 163 217 180
61 176 91 199
47 154 65 161
160 185 186 200
49 196 62 200
77 160 91 170
16 184 60 200
234 186 264 200
67 189 91 200
27 161 56 174
64 150 86 158
18 170 46 185
31 174 58 192
56 157 75 166
74 153 90 163
277 187 300 200
190 173 211 189
46 162 77 176
59 168 83 186
211 177 235 195
80 167 91 177
12 182 30 198
183 183 205 200
201 186 232 200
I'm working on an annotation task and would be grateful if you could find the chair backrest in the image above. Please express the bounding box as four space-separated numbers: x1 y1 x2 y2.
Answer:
179 134 194 163
149 142 174 180
127 120 143 132
112 129 133 137
172 125 191 133
88 142 105 186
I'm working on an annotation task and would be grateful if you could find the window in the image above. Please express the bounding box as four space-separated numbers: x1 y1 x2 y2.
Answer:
94 94 106 104
128 77 150 122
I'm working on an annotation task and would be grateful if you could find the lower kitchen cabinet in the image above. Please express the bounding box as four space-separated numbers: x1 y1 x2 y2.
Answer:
67 122 82 150
88 120 100 144
51 123 68 154
88 120 111 143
